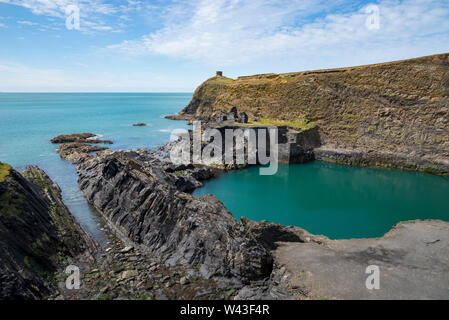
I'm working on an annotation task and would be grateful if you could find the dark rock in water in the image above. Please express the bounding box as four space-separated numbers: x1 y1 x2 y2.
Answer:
0 163 96 299
51 133 113 145
132 123 148 127
238 112 248 123
51 133 95 143
74 151 272 283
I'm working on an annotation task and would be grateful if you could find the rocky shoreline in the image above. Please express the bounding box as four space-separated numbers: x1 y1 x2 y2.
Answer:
48 128 449 300
2 122 448 299
0 156 309 300
45 132 336 300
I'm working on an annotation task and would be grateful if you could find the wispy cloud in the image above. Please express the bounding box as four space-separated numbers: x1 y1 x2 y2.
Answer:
0 0 116 17
17 20 38 25
0 0 142 32
106 0 449 66
0 59 191 92
0 61 69 89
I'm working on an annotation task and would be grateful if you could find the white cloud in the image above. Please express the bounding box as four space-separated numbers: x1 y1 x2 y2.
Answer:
107 0 449 66
0 0 116 17
0 0 140 32
17 20 38 25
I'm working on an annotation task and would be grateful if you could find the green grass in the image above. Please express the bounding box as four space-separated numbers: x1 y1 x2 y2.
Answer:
134 293 153 300
0 163 12 182
93 293 109 300
248 117 317 130
226 289 236 296
216 76 234 83
24 256 33 269
171 170 188 177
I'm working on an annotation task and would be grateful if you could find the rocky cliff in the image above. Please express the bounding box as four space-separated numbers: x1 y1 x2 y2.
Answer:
0 163 95 299
177 53 449 175
72 149 273 284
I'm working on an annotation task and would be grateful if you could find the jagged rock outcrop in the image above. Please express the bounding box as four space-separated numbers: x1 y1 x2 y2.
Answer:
173 53 449 176
0 163 96 300
73 150 273 283
51 133 113 144
57 143 108 164
241 218 327 250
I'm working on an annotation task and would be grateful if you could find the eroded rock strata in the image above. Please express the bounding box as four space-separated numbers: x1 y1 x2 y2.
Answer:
0 163 96 299
72 148 273 284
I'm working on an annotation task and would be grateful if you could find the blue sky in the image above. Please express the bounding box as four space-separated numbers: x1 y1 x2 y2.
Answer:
0 0 448 92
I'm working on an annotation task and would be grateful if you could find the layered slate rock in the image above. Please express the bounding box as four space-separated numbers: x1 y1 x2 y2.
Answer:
57 142 108 164
0 163 95 299
75 151 273 283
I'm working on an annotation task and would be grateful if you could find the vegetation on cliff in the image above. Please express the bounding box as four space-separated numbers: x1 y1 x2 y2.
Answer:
180 54 449 175
0 163 11 182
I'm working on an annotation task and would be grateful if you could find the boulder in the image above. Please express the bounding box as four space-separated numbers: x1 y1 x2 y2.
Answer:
238 112 248 123
227 107 238 121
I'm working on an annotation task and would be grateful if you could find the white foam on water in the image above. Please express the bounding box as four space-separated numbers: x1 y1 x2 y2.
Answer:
87 134 103 140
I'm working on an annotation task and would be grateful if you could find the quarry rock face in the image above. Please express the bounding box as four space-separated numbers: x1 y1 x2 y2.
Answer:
177 53 449 176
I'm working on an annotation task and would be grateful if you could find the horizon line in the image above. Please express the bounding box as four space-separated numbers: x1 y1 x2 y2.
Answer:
0 91 194 94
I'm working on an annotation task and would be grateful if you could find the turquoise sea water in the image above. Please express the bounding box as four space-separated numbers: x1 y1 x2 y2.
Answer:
1 93 449 241
193 162 449 239
0 93 192 245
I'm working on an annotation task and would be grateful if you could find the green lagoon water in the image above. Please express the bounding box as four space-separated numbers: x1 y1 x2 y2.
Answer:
193 162 449 239
1 93 448 241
